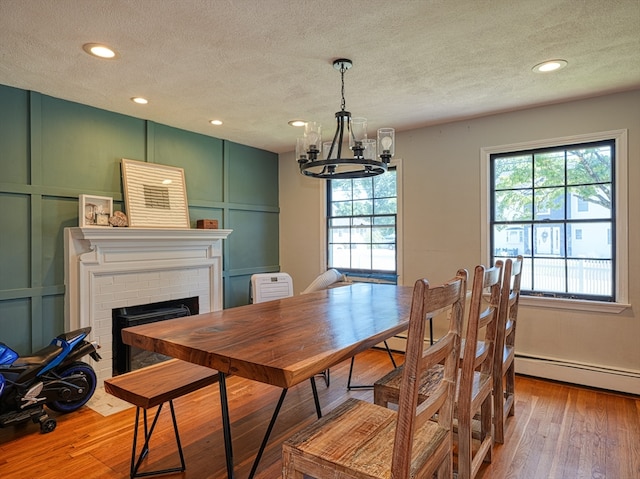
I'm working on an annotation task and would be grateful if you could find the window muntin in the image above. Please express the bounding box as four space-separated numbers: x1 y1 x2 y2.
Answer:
491 140 615 301
327 169 397 276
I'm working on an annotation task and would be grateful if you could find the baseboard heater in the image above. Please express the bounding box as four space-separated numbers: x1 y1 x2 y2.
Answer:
514 353 640 396
380 336 639 396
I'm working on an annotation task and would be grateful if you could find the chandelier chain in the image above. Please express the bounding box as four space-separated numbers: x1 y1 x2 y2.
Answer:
340 63 346 111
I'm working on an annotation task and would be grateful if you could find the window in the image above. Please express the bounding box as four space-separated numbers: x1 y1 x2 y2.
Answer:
327 168 397 281
577 197 589 212
490 139 619 302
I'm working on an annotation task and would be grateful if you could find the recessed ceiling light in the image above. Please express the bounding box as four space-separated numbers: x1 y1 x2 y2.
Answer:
532 59 568 73
210 120 223 126
131 97 148 104
288 120 306 127
82 43 118 59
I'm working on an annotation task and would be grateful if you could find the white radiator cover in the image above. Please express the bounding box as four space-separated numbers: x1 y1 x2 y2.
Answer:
64 227 231 386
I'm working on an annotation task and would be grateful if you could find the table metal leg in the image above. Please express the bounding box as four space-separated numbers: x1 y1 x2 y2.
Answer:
218 372 235 479
248 388 288 479
309 377 322 419
249 377 323 477
347 340 397 389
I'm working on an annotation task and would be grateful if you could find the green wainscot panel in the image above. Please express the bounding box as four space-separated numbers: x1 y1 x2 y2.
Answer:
226 274 253 308
41 196 80 287
226 142 278 206
42 294 65 340
227 209 279 270
189 206 224 229
40 95 146 192
0 84 29 185
0 298 32 355
112 199 125 215
0 193 30 290
153 123 224 204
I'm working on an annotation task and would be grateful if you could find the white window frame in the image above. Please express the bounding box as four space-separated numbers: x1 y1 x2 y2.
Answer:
480 130 629 313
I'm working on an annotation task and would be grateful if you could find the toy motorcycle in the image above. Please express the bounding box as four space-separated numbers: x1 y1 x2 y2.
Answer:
0 327 101 433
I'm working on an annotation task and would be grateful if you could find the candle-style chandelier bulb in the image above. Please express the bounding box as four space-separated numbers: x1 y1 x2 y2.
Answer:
304 122 321 150
377 128 395 162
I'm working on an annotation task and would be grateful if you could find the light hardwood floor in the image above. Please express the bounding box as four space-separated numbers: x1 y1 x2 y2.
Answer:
1 349 638 478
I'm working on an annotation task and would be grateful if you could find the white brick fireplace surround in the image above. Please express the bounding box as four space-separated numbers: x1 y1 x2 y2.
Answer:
64 227 232 386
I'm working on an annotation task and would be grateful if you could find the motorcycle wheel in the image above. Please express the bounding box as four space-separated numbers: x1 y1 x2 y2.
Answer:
46 361 97 413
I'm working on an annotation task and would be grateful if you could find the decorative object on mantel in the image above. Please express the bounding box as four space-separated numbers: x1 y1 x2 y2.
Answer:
109 210 128 227
296 58 395 180
79 194 113 227
120 158 190 228
196 219 218 229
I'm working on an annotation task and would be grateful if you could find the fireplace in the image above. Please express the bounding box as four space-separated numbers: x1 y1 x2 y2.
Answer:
64 227 231 386
112 296 199 375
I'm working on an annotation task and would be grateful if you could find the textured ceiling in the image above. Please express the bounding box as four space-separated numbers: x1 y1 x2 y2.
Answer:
1 0 639 154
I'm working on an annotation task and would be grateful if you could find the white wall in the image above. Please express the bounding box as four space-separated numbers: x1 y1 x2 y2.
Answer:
279 89 640 394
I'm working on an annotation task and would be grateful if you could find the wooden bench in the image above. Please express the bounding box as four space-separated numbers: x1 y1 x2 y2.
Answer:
104 359 218 478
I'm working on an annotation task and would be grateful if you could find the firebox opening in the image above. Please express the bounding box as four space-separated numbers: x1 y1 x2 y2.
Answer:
112 296 199 375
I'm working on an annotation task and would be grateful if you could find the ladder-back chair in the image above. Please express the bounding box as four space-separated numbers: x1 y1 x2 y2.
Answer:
493 255 523 443
282 270 468 479
374 264 502 479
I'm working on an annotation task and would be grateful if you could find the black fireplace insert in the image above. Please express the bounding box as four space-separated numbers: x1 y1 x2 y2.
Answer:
112 297 198 375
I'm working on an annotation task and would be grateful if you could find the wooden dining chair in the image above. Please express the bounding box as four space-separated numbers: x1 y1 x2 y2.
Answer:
374 264 502 479
250 272 293 303
493 255 523 444
282 270 468 479
300 268 347 387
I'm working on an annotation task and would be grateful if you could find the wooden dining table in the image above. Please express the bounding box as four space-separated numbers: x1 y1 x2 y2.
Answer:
121 282 413 479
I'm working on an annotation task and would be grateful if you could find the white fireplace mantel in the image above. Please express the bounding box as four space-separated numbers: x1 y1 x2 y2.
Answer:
63 226 231 384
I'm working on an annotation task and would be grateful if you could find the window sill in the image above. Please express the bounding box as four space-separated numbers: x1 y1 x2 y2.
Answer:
519 295 630 314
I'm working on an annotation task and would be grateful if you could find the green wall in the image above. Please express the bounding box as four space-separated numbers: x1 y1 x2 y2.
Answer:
0 84 279 355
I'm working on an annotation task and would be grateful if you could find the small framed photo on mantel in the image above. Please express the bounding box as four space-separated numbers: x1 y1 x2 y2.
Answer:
79 194 113 227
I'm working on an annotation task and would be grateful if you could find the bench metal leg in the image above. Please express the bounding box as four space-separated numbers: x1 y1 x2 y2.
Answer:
130 400 186 478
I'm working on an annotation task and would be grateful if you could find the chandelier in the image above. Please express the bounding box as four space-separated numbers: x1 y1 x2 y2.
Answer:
296 59 395 179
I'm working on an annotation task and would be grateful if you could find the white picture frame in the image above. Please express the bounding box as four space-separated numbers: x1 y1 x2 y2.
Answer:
120 158 190 228
79 194 113 227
